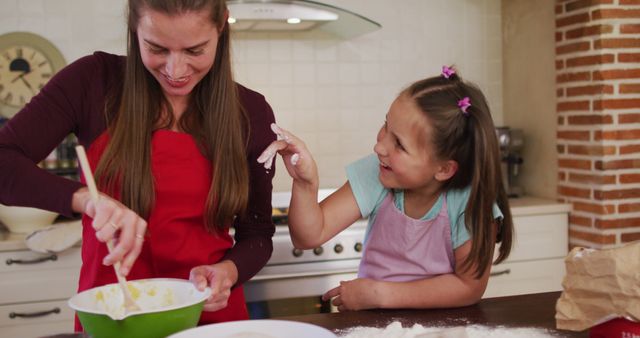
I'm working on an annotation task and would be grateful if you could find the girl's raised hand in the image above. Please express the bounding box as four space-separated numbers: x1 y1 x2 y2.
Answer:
257 124 318 187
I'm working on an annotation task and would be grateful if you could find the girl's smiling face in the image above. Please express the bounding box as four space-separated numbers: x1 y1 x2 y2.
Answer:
136 7 221 105
374 94 448 191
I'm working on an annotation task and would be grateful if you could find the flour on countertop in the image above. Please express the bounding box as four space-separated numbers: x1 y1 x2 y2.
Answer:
338 321 560 338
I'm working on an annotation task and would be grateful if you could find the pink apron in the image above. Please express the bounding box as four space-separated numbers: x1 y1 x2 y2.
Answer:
358 192 455 282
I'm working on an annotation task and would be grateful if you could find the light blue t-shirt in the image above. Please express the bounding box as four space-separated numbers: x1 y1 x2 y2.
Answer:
346 154 503 249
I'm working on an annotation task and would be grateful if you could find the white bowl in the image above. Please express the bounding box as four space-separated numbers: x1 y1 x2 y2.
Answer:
0 204 58 234
168 319 337 338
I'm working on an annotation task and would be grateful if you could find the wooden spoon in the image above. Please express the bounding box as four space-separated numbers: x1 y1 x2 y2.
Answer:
75 145 141 313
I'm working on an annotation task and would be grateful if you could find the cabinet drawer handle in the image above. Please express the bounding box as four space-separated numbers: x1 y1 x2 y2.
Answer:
6 254 58 265
490 268 511 277
9 307 61 319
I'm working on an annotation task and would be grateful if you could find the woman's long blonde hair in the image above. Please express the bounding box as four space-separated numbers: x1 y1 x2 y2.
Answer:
96 0 249 232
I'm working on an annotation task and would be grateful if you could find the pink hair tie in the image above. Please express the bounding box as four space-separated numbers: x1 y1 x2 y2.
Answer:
458 97 471 115
441 65 455 79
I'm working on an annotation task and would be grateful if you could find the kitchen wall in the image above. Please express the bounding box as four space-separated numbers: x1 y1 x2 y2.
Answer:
1 0 504 193
502 0 557 199
554 0 640 248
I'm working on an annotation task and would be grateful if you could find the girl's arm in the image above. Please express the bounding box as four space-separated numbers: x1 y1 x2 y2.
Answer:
257 125 361 249
376 240 490 308
325 239 492 311
290 182 361 249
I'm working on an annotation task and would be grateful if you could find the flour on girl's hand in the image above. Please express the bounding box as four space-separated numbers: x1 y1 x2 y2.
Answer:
338 321 559 338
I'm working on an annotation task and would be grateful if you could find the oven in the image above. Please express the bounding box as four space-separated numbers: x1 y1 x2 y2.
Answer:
243 190 367 319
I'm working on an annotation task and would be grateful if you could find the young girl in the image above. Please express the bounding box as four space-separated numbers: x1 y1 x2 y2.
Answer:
258 66 513 311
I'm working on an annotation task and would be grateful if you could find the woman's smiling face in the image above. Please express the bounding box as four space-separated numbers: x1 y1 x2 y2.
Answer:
136 7 221 102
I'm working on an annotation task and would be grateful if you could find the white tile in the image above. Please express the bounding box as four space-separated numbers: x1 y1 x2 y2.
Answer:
315 40 338 62
316 63 338 85
360 62 381 84
246 63 270 85
338 41 363 62
233 65 249 84
337 108 361 132
293 63 315 85
95 0 126 17
272 108 294 127
269 63 294 85
269 39 292 62
267 86 295 110
338 86 362 109
292 86 317 110
378 39 401 61
231 39 248 63
245 39 270 62
0 17 19 32
314 86 340 109
18 0 44 14
44 18 71 40
0 0 19 18
354 37 379 62
18 18 44 32
95 18 125 42
314 131 341 155
338 63 360 85
294 111 319 135
292 39 315 61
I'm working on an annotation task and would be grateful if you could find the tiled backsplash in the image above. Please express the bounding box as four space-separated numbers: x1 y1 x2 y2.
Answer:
1 0 504 192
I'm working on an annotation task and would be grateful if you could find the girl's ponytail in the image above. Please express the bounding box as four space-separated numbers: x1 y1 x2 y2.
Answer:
406 68 513 278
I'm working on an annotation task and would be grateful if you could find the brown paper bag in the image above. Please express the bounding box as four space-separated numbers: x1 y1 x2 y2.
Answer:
555 240 640 331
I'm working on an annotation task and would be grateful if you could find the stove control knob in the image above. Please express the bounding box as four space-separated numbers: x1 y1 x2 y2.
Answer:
354 242 363 252
313 247 324 256
334 244 344 254
292 248 303 257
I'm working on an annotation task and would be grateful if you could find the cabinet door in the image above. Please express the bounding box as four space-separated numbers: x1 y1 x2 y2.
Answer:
498 213 569 262
484 258 566 298
0 248 81 303
0 299 74 337
0 247 81 273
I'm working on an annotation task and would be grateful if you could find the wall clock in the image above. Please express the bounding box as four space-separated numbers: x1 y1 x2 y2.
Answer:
0 32 66 118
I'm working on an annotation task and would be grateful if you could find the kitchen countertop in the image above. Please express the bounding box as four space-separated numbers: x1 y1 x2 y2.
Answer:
0 218 81 252
43 291 587 337
0 228 32 251
508 196 572 217
281 291 585 337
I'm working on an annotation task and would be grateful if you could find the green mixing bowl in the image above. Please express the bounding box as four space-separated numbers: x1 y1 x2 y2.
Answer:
68 278 211 338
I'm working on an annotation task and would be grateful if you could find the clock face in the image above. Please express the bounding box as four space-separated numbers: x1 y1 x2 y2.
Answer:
0 45 54 108
0 32 66 118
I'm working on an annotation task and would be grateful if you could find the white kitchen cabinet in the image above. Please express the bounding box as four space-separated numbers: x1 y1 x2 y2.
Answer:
0 232 80 338
484 197 571 298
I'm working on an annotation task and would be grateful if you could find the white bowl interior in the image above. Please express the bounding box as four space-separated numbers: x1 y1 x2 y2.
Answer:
68 278 211 320
0 204 58 233
168 319 337 338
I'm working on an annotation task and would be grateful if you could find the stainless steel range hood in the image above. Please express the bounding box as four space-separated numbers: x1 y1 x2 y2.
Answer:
227 0 381 39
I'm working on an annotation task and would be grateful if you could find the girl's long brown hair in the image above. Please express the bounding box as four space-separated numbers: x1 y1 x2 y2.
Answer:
405 72 513 278
96 0 249 232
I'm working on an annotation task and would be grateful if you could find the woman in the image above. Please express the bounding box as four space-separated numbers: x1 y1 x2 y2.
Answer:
0 0 276 328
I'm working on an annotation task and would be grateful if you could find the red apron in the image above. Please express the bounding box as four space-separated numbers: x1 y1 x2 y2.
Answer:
75 130 248 331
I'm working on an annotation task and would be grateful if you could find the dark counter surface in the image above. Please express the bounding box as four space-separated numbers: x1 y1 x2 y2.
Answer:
279 291 587 337
45 291 587 337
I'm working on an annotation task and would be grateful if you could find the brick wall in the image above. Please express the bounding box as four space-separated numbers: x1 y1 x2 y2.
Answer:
556 0 640 248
